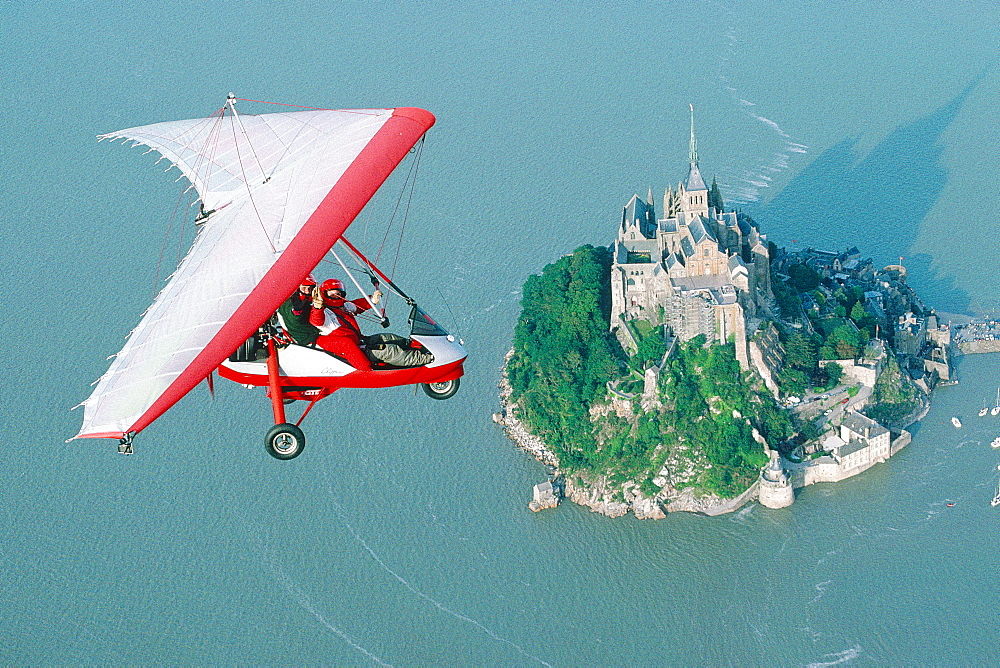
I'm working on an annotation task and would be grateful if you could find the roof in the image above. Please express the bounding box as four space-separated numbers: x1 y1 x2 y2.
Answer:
680 237 695 258
622 194 654 237
841 410 889 439
686 161 707 191
658 217 678 234
671 273 732 292
713 285 738 304
687 216 716 245
837 438 871 458
718 211 738 227
619 237 659 256
823 433 846 450
728 254 748 276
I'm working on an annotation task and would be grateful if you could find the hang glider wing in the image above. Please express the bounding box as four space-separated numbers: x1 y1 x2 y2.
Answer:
76 106 434 440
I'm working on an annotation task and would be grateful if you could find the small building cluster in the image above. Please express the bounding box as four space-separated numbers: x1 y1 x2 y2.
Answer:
772 247 952 387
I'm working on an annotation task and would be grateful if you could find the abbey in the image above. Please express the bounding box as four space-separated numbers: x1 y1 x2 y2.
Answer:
609 108 772 369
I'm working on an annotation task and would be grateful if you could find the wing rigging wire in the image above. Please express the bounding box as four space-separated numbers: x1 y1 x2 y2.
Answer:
226 94 270 185
388 136 425 284
227 106 277 253
374 135 424 273
151 105 228 302
315 135 427 319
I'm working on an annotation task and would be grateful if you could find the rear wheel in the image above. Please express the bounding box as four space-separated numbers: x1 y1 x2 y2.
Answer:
422 378 460 400
265 423 305 460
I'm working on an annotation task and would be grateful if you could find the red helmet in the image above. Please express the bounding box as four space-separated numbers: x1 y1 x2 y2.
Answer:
299 273 317 288
321 278 345 292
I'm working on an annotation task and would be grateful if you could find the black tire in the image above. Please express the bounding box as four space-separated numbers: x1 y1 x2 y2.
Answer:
422 378 460 400
265 423 306 460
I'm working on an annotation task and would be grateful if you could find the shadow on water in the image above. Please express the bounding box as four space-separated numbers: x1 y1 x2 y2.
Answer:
749 71 988 313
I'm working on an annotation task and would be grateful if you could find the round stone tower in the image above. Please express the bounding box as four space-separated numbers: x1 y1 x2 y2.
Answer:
758 451 795 509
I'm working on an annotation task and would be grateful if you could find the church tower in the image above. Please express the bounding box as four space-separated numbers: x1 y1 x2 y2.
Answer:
680 104 709 222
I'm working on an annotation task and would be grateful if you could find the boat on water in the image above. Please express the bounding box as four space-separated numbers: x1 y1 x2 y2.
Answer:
979 401 988 417
952 417 962 428
991 437 1000 449
991 389 1000 415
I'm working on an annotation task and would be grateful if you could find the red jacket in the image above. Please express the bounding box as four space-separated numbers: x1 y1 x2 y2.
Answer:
309 297 371 343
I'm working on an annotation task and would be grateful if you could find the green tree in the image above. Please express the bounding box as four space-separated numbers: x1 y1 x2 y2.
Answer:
824 362 843 387
508 245 624 469
850 301 867 322
709 176 724 212
865 353 921 426
784 330 818 371
787 263 821 292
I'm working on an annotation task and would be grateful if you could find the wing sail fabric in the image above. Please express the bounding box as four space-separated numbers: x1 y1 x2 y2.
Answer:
77 107 434 439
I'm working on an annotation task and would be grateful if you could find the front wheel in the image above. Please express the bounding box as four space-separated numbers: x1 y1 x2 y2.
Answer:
265 423 306 460
422 378 460 400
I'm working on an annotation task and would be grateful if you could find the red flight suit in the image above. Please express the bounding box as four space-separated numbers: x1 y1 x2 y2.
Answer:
310 297 372 370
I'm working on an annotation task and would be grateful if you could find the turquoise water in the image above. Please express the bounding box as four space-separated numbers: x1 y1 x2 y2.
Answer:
4 1 1000 662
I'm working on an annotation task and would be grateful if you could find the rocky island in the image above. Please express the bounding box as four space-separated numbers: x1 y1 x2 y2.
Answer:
495 112 950 518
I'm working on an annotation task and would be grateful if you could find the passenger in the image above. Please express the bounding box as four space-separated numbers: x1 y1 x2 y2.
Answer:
311 278 433 369
277 274 320 346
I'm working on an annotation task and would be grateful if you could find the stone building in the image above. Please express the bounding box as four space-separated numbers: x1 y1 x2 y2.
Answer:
609 108 772 369
823 410 891 471
895 312 927 356
529 481 559 512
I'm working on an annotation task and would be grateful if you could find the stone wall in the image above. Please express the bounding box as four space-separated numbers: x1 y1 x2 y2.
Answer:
819 358 878 387
787 455 883 487
890 429 912 457
614 315 639 354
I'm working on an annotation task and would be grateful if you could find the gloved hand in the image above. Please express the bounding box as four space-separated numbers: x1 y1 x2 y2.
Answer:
311 286 324 309
370 290 382 305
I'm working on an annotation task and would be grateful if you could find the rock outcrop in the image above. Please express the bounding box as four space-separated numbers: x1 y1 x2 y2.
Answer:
496 351 758 519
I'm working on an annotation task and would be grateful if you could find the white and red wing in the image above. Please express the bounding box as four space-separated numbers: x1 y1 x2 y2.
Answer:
76 106 434 439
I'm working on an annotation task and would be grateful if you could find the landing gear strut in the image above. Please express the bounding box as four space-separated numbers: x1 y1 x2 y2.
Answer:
264 337 306 461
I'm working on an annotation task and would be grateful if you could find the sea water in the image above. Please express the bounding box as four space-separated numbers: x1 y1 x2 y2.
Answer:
3 0 1000 662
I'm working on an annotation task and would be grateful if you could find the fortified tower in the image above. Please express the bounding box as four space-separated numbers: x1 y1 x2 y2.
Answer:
758 451 795 509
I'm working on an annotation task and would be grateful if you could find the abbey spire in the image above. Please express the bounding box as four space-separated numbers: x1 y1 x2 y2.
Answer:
682 103 708 218
689 102 699 165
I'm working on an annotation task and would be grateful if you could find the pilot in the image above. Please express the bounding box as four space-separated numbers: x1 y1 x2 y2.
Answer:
311 278 433 369
277 274 321 346
310 278 375 370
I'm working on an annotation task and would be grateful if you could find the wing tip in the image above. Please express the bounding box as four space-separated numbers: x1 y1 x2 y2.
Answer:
392 107 436 132
73 431 125 441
